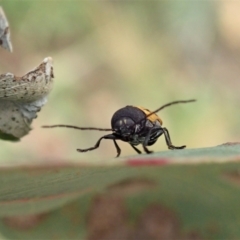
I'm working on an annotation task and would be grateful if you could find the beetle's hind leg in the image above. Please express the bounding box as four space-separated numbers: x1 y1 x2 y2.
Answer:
162 127 186 149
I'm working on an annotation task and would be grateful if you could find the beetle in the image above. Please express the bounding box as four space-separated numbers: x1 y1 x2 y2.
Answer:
43 99 195 157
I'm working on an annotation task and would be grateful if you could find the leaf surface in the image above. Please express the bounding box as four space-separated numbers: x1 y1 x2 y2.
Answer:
0 144 240 239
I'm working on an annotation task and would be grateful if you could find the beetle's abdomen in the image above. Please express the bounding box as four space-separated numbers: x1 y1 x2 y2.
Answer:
111 106 145 129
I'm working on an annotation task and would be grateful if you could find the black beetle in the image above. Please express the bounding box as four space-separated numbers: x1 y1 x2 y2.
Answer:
43 99 195 157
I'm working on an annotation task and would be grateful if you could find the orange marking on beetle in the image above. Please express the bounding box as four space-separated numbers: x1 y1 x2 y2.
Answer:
136 106 163 125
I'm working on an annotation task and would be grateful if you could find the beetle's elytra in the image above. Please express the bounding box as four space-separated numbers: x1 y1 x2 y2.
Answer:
43 99 196 157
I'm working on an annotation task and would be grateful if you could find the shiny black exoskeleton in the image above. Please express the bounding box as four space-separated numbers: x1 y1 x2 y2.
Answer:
110 106 165 155
43 100 195 157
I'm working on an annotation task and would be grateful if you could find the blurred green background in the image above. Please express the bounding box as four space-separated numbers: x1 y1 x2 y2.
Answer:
0 1 240 162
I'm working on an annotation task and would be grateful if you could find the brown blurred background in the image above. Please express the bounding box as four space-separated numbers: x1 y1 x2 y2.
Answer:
0 1 240 162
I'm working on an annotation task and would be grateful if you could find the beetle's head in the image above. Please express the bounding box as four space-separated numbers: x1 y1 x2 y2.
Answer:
113 117 140 137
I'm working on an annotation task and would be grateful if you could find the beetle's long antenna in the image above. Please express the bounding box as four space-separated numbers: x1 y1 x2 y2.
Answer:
42 124 113 131
145 99 196 119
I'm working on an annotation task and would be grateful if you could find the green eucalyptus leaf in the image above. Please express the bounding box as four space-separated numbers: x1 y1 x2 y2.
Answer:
0 144 240 239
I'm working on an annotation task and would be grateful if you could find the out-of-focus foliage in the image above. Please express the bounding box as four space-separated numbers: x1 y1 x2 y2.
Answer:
0 1 240 162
